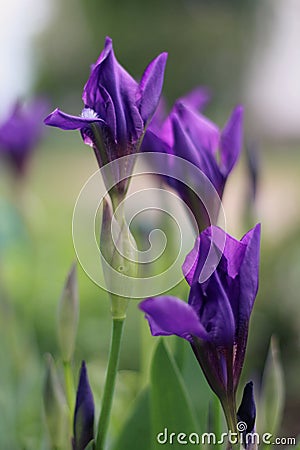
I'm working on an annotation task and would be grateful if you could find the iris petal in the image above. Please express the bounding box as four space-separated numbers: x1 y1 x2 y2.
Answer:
44 108 103 130
220 105 243 177
137 52 168 125
139 296 208 342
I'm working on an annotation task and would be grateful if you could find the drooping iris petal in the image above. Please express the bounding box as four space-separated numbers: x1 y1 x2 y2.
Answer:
44 108 104 131
139 296 208 341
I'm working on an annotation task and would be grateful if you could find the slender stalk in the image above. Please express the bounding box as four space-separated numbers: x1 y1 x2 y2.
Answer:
221 395 238 450
95 318 125 450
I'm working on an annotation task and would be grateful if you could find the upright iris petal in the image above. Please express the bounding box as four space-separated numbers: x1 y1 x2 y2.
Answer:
139 224 261 430
45 36 167 202
142 97 243 230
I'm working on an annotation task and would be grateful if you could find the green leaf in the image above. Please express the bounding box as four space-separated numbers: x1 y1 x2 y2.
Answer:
112 389 151 450
150 340 199 450
84 440 95 450
207 395 224 450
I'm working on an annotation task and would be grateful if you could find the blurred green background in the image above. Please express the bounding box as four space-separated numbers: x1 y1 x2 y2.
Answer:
1 0 300 448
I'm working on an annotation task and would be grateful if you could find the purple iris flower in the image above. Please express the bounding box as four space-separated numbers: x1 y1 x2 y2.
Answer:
45 36 167 201
145 86 211 137
141 86 211 155
0 99 48 176
142 98 243 230
73 361 95 450
139 224 260 429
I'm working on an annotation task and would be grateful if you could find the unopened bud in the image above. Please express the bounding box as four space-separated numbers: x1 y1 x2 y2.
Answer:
57 263 79 362
43 354 69 449
73 361 95 450
100 198 138 319
237 381 256 436
258 336 284 437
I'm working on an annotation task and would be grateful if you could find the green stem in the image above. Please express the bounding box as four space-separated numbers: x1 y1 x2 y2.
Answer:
95 318 125 450
221 396 238 450
63 360 75 420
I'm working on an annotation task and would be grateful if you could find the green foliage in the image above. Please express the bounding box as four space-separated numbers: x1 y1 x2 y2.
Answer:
112 389 151 450
176 338 214 433
150 340 198 450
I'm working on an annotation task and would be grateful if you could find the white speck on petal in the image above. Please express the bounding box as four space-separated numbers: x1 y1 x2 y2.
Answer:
81 107 99 119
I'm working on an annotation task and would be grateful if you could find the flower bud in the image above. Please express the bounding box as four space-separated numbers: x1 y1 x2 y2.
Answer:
237 381 256 433
43 354 69 449
258 336 284 437
57 263 79 362
73 361 95 450
100 198 138 319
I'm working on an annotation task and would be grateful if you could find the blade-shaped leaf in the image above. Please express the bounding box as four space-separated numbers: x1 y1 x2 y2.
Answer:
112 389 151 450
151 340 199 450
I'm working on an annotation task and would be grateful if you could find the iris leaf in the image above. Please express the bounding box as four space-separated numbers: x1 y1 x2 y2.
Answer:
151 340 199 449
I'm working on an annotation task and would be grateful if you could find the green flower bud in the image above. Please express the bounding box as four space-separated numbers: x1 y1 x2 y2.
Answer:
100 198 138 319
258 336 285 438
57 263 79 362
43 354 69 449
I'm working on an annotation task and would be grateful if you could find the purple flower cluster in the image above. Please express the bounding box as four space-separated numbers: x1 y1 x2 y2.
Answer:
45 36 260 436
0 99 48 176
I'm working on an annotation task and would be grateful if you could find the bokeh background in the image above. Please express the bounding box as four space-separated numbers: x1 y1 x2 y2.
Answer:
1 0 300 448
